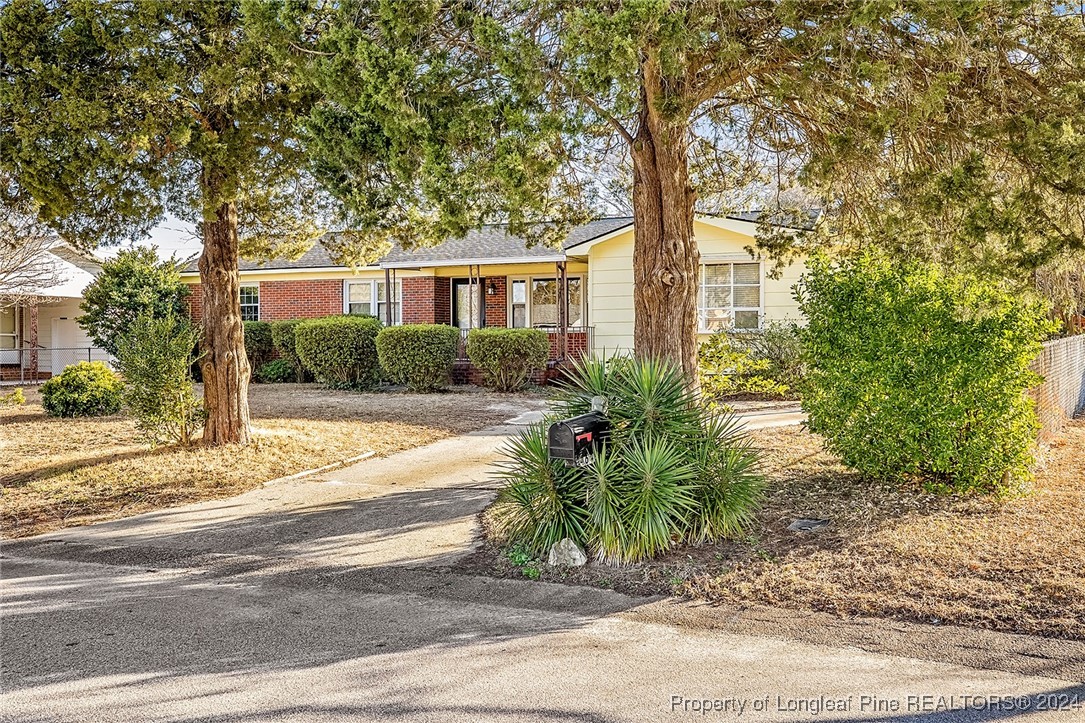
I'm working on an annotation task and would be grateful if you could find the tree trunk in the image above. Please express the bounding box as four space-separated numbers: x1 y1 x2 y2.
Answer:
197 199 251 446
630 73 700 385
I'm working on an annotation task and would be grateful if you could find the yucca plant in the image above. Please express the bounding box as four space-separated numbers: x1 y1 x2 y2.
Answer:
491 355 765 564
491 424 588 556
688 415 764 543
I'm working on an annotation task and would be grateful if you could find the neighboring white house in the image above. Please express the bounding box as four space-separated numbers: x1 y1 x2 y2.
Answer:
0 244 108 382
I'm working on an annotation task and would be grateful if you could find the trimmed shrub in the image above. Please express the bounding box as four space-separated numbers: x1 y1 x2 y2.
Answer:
376 324 459 392
491 356 764 564
255 358 295 384
797 253 1057 493
40 361 123 417
295 315 383 389
465 328 548 391
114 315 205 446
271 320 307 382
243 321 274 370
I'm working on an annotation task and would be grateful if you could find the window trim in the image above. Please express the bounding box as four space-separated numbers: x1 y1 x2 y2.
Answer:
342 279 402 324
506 274 586 329
239 284 260 322
0 304 20 349
697 260 764 333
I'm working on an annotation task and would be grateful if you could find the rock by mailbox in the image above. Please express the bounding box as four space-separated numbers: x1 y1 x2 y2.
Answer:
548 411 609 465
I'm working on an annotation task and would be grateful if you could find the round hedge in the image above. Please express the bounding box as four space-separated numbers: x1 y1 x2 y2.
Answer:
243 321 273 369
40 361 124 417
295 315 383 389
376 324 460 392
270 320 306 382
465 328 548 391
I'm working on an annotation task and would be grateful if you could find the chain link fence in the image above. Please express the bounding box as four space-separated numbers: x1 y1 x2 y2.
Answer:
0 347 113 384
1031 335 1085 442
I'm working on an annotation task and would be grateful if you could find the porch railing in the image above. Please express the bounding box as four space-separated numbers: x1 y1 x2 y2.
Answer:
0 347 113 383
455 326 595 362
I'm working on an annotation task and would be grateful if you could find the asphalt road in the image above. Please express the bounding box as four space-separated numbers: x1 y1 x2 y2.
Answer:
3 417 1082 722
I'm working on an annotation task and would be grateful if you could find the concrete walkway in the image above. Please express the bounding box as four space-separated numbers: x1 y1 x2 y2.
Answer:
3 412 1082 722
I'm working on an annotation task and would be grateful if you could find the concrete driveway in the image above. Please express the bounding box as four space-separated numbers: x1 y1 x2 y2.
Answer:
3 412 1083 722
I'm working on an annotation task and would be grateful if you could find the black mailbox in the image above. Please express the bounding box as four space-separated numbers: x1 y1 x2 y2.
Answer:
548 412 610 466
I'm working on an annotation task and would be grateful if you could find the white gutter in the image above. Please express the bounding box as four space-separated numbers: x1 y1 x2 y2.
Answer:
179 265 381 277
380 255 566 269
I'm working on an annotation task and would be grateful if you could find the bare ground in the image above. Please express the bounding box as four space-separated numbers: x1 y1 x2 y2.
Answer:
1 383 542 538
459 420 1085 640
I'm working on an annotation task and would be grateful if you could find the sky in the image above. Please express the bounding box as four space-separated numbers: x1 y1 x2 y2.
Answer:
98 215 203 262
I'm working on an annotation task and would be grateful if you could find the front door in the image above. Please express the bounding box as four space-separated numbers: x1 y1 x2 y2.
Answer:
452 279 483 328
50 317 80 374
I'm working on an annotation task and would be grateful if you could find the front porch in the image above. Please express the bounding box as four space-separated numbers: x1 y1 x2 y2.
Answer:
1 299 110 383
387 259 594 380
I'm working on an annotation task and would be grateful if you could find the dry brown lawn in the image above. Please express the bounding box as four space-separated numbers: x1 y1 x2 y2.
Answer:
680 422 1085 639
1 384 540 539
464 420 1085 640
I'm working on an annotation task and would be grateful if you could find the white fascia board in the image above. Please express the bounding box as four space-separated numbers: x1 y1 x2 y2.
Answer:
178 265 381 278
561 224 635 253
380 255 566 269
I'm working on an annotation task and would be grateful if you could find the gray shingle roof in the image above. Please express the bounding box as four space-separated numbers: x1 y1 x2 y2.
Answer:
180 211 817 273
182 217 635 272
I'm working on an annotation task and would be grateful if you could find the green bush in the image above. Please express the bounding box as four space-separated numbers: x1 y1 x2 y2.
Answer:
271 320 307 382
40 361 123 417
1 388 26 406
466 328 548 391
114 315 205 446
243 321 274 370
699 322 804 404
255 358 295 384
797 253 1057 494
376 324 459 392
78 247 190 356
295 315 383 389
491 356 764 564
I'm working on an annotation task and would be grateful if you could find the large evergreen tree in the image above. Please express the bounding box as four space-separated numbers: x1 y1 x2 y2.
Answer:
1 0 326 444
274 0 1084 379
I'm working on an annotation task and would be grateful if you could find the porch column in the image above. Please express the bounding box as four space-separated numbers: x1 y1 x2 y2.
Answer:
28 303 38 381
383 268 393 326
556 261 568 361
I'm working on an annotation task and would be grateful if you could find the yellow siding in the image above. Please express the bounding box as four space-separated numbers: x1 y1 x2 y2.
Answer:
585 220 806 355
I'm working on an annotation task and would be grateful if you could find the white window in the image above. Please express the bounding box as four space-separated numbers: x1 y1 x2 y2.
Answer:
509 276 584 328
0 305 18 349
344 280 401 324
699 262 761 331
240 285 260 322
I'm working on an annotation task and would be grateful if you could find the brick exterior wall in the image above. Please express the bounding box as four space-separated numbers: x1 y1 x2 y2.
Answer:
259 280 343 320
402 276 453 325
1031 335 1085 442
484 276 507 328
185 280 342 322
185 274 591 388
187 283 202 322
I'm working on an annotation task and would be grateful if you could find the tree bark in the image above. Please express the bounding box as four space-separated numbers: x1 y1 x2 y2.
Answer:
630 66 700 386
197 198 251 446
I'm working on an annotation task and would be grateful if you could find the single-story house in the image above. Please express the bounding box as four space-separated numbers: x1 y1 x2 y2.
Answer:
181 212 813 378
0 244 108 382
